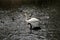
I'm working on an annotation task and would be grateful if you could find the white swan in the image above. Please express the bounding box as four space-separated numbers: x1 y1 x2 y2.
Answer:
25 14 41 33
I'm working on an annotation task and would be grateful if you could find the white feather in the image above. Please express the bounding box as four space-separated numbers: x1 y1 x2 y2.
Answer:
26 18 39 23
25 18 40 27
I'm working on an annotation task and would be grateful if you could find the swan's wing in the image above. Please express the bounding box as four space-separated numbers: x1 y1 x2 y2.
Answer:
26 18 39 23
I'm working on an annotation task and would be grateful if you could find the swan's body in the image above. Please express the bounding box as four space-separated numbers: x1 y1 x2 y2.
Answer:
26 18 39 23
26 18 40 27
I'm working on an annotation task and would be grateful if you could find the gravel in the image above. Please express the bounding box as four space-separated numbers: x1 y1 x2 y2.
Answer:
0 5 58 40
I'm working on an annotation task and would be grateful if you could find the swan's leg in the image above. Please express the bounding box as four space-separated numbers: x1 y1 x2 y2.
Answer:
28 23 33 34
29 26 32 34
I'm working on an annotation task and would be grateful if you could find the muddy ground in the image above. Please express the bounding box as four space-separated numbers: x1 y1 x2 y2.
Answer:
0 5 60 40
